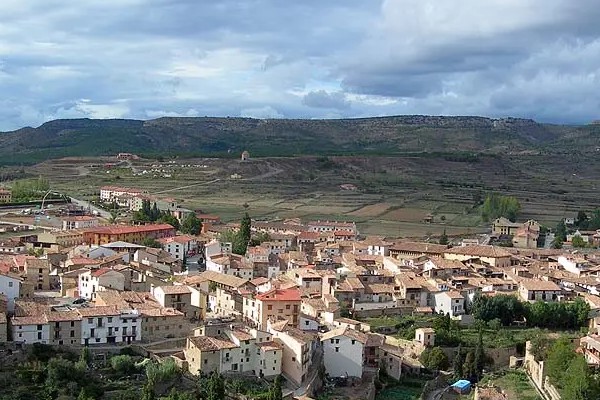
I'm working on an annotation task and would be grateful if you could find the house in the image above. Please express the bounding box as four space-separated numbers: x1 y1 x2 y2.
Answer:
492 217 522 236
94 290 190 341
389 242 448 258
512 220 540 249
0 188 11 203
268 323 317 386
0 239 26 254
78 306 141 345
245 288 302 330
443 245 512 268
12 313 50 344
159 235 198 260
307 220 358 235
78 268 125 300
241 150 250 161
61 216 99 230
321 326 368 378
206 253 253 279
518 280 561 302
184 326 282 378
99 186 145 204
152 285 195 318
24 258 51 290
47 308 82 346
0 272 23 312
581 334 600 365
433 291 465 317
37 230 85 249
83 224 176 246
414 327 435 347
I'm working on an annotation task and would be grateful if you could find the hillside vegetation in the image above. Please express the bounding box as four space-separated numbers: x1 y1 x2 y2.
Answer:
1 115 598 164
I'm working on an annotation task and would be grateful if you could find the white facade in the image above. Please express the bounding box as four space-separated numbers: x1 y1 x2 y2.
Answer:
0 273 21 312
12 321 50 344
80 309 141 345
433 292 465 317
161 236 198 260
78 270 125 300
322 334 364 378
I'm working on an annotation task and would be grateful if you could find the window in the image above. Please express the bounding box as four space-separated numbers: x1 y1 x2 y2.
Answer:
330 339 334 344
292 357 296 362
70 321 75 327
278 309 283 314
204 359 207 364
70 331 75 337
108 317 113 323
335 339 339 344
8 282 12 287
352 340 356 345
335 347 339 352
37 332 42 340
267 305 273 310
286 304 290 310
88 318 93 324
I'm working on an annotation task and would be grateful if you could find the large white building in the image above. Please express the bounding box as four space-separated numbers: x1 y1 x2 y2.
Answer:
206 253 254 280
433 291 465 317
78 269 125 300
79 306 141 345
159 235 198 260
0 273 22 312
12 314 50 344
321 326 367 378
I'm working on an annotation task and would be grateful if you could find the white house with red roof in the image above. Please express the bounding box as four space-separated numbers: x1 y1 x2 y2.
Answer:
78 268 125 300
159 235 198 260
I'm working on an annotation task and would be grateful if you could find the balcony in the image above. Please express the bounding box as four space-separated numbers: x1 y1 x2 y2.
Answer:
222 356 231 363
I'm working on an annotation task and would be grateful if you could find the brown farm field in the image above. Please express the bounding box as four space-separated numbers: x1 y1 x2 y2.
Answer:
21 153 600 239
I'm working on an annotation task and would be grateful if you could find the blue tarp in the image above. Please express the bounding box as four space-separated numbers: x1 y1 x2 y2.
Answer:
451 380 471 391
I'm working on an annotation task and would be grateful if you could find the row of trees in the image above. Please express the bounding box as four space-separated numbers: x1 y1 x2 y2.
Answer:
10 177 50 202
133 199 202 235
420 330 487 383
481 193 521 222
470 293 590 330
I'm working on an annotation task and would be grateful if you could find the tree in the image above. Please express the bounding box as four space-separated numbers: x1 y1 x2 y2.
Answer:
151 202 160 221
266 376 283 400
589 209 600 231
453 345 464 380
205 371 225 400
562 355 590 400
546 338 577 386
110 355 136 375
79 347 92 367
439 229 449 245
572 235 586 248
158 212 180 230
142 237 162 248
141 382 155 400
555 220 567 242
481 193 521 222
576 211 589 230
473 329 485 380
551 236 564 249
420 347 449 371
181 214 202 235
236 212 252 255
463 351 476 381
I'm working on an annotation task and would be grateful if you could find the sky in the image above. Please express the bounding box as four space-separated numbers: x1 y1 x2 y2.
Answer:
1 0 599 130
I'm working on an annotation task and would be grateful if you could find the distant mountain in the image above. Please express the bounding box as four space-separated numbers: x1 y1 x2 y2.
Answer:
0 115 598 164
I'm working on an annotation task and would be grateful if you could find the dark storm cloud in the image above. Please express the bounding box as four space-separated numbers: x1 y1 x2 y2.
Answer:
0 0 599 129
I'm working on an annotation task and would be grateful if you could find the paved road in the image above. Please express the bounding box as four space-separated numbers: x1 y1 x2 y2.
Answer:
154 178 220 194
69 197 112 219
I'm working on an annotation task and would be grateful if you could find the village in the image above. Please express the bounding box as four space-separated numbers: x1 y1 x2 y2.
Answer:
0 181 599 400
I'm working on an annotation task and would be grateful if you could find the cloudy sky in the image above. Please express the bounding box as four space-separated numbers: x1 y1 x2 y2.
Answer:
1 0 599 130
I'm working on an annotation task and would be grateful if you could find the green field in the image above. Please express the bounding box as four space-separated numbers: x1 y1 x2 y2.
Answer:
475 370 540 400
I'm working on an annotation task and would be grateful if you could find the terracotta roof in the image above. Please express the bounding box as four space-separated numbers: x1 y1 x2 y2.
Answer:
159 235 196 244
519 279 561 291
444 245 512 258
189 335 237 351
158 285 192 295
256 341 282 351
441 290 464 299
91 268 114 277
256 288 301 302
249 277 270 286
390 242 449 254
187 270 249 288
77 305 122 317
321 326 368 344
84 224 174 235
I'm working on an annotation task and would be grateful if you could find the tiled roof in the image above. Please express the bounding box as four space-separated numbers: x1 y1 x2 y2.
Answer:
256 341 282 351
321 326 368 344
256 288 301 302
84 224 174 235
187 270 249 288
158 285 192 295
519 279 561 291
189 335 238 351
390 242 449 254
444 245 512 258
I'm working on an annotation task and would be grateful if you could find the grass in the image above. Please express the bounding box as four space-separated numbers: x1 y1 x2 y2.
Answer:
475 369 540 400
376 376 428 400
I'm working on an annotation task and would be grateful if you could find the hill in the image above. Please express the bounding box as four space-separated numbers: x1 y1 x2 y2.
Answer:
1 115 598 164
